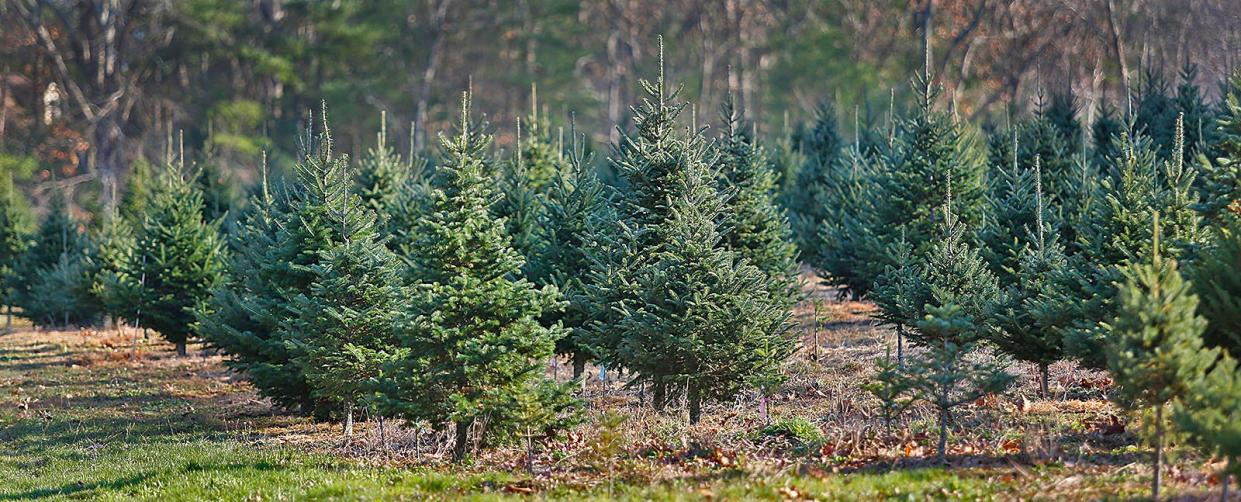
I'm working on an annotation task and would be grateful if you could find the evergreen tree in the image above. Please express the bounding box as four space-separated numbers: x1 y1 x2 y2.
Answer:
714 96 799 288
1175 353 1241 501
194 154 238 225
85 209 135 324
904 202 1001 347
992 162 1070 395
618 139 796 424
354 111 410 222
873 74 987 256
870 234 920 364
1067 121 1205 368
585 41 797 421
1091 102 1123 166
386 93 574 461
863 347 915 439
769 111 806 207
495 122 545 265
979 138 1040 287
24 252 98 327
1199 69 1241 221
110 163 227 355
529 130 609 379
909 304 1013 464
280 139 409 438
1041 89 1083 155
1189 217 1241 355
815 147 885 298
1134 69 1179 159
119 159 156 225
0 174 31 331
198 161 326 415
1105 218 1215 500
14 187 83 322
785 101 844 258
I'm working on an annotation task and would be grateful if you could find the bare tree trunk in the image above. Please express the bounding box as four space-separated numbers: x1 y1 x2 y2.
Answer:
453 418 472 462
342 401 354 438
687 383 702 425
572 353 587 381
176 340 187 357
414 0 452 151
1105 0 1130 94
1153 405 1163 500
938 407 949 464
652 380 667 412
1040 363 1050 398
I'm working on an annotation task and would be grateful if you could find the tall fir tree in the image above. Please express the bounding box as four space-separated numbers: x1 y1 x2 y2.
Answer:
528 128 609 379
1067 120 1205 368
280 135 409 437
110 162 228 355
1105 216 1216 500
385 93 574 461
14 187 83 323
714 95 799 289
785 101 844 259
0 174 31 331
874 72 987 258
992 161 1071 395
618 130 796 424
585 40 797 421
199 158 328 415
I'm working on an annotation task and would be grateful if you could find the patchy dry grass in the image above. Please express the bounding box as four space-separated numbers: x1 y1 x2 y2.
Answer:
0 277 1231 500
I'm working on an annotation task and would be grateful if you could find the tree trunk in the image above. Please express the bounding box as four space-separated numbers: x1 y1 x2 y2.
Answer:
1153 405 1163 500
1221 463 1230 502
572 354 586 381
1040 363 1050 398
759 394 769 425
453 419 472 462
897 328 905 367
176 341 187 357
938 407 949 464
652 381 667 412
5 305 11 333
687 384 702 425
342 402 354 438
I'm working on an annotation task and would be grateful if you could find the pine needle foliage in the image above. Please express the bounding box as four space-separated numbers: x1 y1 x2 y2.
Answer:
111 162 228 355
1105 218 1215 499
280 134 410 436
714 95 799 290
387 93 574 461
529 128 609 378
909 304 1013 464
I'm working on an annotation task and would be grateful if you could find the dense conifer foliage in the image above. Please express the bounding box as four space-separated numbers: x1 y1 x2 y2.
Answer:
107 163 227 355
384 94 574 461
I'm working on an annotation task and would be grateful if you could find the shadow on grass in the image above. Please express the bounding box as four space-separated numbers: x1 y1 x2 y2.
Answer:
0 461 283 500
